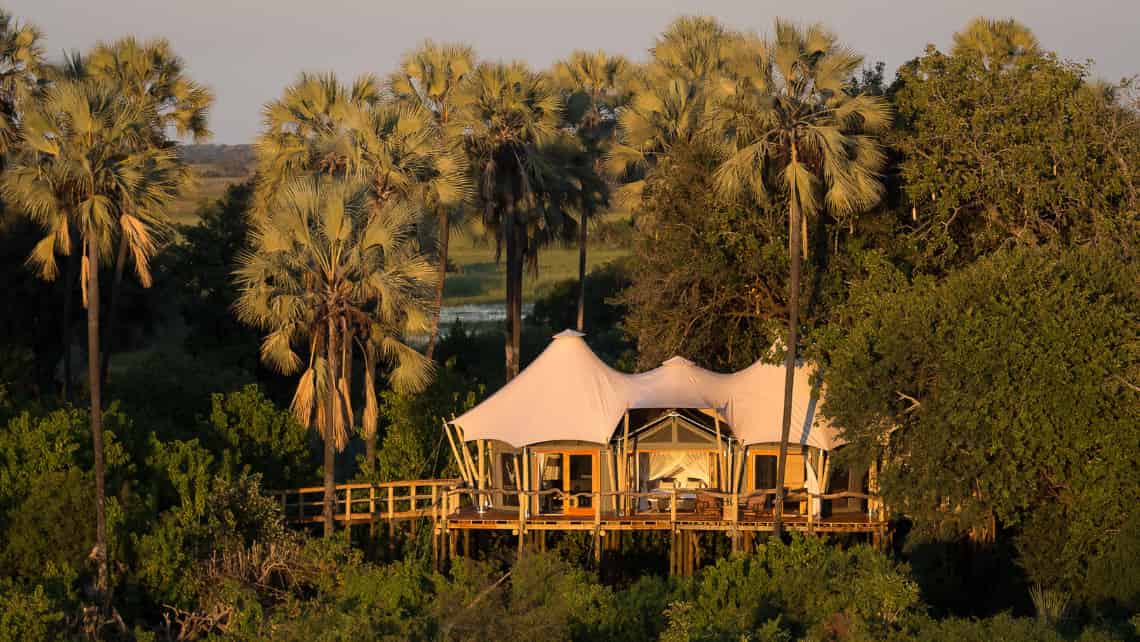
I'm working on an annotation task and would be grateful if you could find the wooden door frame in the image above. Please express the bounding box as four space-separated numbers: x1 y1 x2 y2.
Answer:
534 449 598 516
562 450 598 516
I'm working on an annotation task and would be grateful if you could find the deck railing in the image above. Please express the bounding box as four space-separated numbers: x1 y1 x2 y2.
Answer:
441 486 884 528
275 480 883 530
275 479 462 524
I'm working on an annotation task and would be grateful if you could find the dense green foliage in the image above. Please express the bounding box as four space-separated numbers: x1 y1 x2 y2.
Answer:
820 246 1140 600
619 140 790 371
893 49 1139 272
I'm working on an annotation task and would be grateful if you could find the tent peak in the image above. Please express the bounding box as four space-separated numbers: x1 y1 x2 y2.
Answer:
662 356 695 367
553 329 585 339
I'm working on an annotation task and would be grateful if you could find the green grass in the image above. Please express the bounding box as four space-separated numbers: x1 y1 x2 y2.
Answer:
170 170 250 227
445 241 628 306
444 222 630 305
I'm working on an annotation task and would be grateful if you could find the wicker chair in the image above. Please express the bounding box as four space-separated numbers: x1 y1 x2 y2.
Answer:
744 492 776 518
694 491 721 518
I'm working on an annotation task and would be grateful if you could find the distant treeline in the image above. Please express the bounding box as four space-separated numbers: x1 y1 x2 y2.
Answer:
180 144 254 176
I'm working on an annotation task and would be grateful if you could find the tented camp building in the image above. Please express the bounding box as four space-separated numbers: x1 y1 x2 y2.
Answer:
441 331 884 542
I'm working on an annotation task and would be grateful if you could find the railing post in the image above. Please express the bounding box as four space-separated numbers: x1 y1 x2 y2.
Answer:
369 485 376 518
387 486 395 521
670 487 677 524
345 487 352 540
807 493 815 533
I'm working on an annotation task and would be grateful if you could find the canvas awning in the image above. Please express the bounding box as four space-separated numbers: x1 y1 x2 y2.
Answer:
451 330 842 451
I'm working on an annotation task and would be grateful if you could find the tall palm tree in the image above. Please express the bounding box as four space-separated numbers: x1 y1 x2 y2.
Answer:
236 177 435 536
389 41 475 358
85 37 212 387
454 61 562 380
347 100 466 468
708 20 891 536
952 17 1039 69
257 72 461 471
553 50 628 331
3 78 157 609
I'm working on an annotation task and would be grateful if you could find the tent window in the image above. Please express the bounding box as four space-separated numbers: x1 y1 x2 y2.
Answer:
640 425 673 443
677 424 710 443
754 455 778 491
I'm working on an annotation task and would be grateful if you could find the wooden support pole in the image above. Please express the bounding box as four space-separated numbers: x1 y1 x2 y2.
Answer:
517 483 526 560
713 414 722 488
622 412 631 512
669 530 676 576
443 422 468 485
523 447 532 517
454 423 479 492
477 440 486 494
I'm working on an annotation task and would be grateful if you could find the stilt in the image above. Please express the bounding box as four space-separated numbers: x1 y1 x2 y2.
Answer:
463 529 471 557
665 533 674 577
688 533 697 577
432 527 439 569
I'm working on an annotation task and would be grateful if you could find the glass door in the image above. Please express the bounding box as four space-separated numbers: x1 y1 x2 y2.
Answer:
566 453 595 515
538 451 596 515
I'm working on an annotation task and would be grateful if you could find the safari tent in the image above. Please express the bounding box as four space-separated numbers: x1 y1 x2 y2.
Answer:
444 330 870 521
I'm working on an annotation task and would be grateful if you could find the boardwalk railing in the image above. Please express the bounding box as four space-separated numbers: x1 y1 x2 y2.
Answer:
275 479 462 524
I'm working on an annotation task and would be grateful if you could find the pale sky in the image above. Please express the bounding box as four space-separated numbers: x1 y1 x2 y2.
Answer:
11 0 1139 143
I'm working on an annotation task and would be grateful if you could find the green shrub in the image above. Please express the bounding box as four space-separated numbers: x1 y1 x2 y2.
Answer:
0 580 66 642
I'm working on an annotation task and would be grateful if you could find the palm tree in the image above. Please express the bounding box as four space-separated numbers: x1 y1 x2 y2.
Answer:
257 72 462 470
0 8 43 161
235 177 435 536
389 41 475 358
85 37 213 388
253 72 382 217
3 77 157 609
553 50 628 331
454 62 562 380
608 17 738 206
708 20 891 536
952 17 1039 69
347 101 466 468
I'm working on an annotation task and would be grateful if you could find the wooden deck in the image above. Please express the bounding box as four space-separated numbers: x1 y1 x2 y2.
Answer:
275 480 886 535
444 506 880 533
275 480 889 575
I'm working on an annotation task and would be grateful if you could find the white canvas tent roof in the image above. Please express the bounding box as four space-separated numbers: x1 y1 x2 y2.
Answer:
451 330 842 451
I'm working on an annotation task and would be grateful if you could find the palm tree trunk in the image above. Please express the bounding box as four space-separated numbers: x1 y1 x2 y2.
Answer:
576 209 588 332
504 208 523 381
61 247 80 401
85 237 111 610
323 318 340 538
99 236 128 391
426 207 450 360
773 180 802 540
